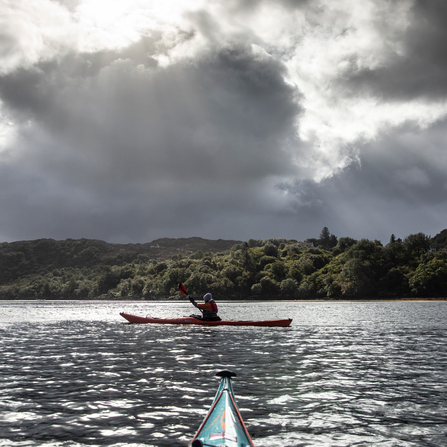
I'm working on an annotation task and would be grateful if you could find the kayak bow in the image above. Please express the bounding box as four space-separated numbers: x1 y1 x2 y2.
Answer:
190 371 255 447
120 312 292 327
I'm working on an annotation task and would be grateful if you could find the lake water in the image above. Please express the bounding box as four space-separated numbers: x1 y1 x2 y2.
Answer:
1 300 446 446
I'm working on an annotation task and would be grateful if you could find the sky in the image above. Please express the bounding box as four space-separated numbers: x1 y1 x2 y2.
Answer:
1 0 447 245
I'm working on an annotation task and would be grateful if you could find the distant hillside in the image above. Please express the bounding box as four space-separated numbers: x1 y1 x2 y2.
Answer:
0 237 242 285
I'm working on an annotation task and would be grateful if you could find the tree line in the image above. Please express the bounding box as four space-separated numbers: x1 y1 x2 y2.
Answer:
0 228 446 300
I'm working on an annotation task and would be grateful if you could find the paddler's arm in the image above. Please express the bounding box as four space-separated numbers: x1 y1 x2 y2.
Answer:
189 297 199 308
196 302 212 311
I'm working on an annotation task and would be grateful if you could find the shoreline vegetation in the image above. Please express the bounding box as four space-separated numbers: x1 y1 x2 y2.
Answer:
1 228 447 301
11 297 446 302
14 296 447 301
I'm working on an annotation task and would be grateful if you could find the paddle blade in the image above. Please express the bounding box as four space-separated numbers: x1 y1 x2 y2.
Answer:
179 283 188 296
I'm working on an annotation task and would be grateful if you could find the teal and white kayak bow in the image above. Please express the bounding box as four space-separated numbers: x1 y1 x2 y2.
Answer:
190 371 255 447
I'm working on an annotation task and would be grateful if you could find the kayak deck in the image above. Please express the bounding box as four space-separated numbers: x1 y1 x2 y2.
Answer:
190 371 254 447
120 312 292 327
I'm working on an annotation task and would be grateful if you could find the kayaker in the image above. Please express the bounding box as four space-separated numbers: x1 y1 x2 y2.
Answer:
189 293 220 321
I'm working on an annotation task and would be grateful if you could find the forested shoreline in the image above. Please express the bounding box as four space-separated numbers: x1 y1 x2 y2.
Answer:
1 228 446 300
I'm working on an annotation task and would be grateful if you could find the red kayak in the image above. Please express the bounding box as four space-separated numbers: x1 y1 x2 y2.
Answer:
120 312 292 327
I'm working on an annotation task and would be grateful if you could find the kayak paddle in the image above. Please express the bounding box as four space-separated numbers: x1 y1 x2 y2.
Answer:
179 283 203 316
179 283 189 297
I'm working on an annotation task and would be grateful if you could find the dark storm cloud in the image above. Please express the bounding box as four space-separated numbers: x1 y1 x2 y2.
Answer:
279 117 447 242
1 0 447 244
339 1 447 100
0 33 303 242
1 41 299 177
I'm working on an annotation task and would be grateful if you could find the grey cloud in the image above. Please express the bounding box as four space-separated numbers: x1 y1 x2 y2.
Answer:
1 38 301 182
1 0 447 245
223 0 312 13
339 1 447 100
0 35 304 242
279 119 447 242
53 0 82 13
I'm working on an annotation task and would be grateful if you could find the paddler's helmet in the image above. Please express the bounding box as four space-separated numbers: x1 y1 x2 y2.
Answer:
203 293 212 302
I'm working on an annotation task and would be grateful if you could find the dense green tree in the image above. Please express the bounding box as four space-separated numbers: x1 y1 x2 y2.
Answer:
267 261 287 281
2 233 447 300
248 239 263 248
259 276 280 296
263 243 278 257
298 253 329 275
379 267 408 296
409 258 447 297
297 280 311 298
403 233 431 259
235 271 255 295
329 235 338 248
130 277 145 295
335 237 357 253
323 273 342 297
185 271 213 295
251 282 262 296
288 263 303 283
259 256 277 269
222 265 243 282
238 242 255 271
315 227 338 248
319 227 331 247
339 259 377 296
154 261 169 273
280 278 298 296
383 239 407 265
192 251 205 259
345 239 382 262
163 268 188 291
431 229 447 251
97 270 120 294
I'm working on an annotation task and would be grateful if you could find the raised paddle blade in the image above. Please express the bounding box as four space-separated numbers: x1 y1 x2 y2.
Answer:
179 283 188 296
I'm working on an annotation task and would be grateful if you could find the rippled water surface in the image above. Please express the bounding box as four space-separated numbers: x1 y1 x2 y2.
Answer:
1 300 446 446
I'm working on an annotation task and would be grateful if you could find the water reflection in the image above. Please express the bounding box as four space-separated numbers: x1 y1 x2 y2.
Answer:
0 301 446 446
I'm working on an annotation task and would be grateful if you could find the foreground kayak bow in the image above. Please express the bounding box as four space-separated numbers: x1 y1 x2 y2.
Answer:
120 312 292 327
190 371 255 447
